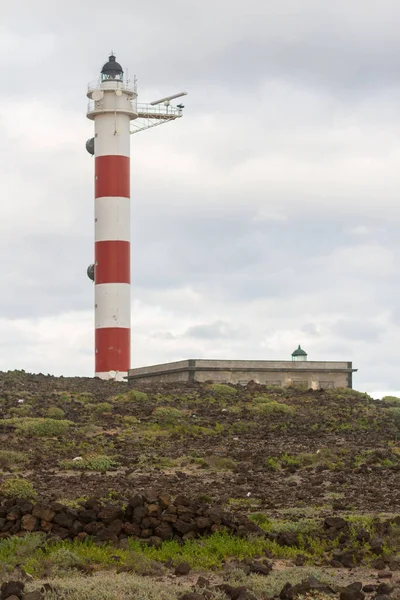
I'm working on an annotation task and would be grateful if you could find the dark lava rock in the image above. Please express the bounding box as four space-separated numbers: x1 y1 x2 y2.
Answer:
277 532 298 547
175 562 191 576
1 581 25 600
376 583 393 595
40 584 57 595
373 559 387 571
371 540 385 555
334 550 357 568
196 577 210 588
388 560 400 571
362 585 377 594
356 528 371 543
377 572 393 579
32 503 55 522
324 516 348 530
331 559 345 568
53 512 73 529
76 509 97 524
339 583 364 600
340 585 365 600
280 577 335 600
375 596 392 600
247 560 272 575
217 585 257 600
22 592 43 600
178 594 205 600
346 584 363 592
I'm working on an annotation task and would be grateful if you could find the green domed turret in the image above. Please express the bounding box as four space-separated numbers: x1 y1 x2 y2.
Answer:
291 345 307 361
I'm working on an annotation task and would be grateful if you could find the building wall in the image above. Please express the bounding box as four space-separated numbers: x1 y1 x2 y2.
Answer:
192 369 349 388
136 370 189 383
128 359 191 376
128 359 356 388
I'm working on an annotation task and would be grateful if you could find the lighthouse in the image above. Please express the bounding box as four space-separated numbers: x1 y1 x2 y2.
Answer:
86 54 186 380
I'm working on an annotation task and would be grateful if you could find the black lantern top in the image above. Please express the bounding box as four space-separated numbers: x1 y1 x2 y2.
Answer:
101 54 123 81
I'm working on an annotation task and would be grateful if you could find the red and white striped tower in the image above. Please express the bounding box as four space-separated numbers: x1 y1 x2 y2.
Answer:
86 55 137 380
86 54 187 380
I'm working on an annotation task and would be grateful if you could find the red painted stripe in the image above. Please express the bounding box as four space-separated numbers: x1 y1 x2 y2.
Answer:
96 327 130 373
95 241 130 284
95 155 130 198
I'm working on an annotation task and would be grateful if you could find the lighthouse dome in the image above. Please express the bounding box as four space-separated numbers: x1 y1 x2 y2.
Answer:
101 54 123 80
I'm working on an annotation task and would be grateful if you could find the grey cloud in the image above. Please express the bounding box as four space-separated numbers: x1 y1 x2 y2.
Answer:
150 332 176 341
0 233 92 318
331 320 382 342
301 323 320 337
2 0 400 107
183 320 241 340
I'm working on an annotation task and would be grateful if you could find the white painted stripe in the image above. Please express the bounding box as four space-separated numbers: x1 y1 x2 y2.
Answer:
95 113 131 157
95 283 131 329
96 371 128 381
95 196 130 242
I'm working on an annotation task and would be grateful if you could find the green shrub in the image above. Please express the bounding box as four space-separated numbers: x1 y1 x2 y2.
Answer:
265 448 347 472
281 453 300 468
208 383 238 399
152 406 184 425
121 415 140 426
94 402 113 414
46 406 66 419
385 407 400 425
327 388 373 401
74 392 94 404
49 548 83 570
0 450 28 469
1 478 37 499
251 401 294 415
206 456 236 470
250 513 271 527
9 405 33 417
10 418 72 437
129 390 149 402
119 551 165 576
381 396 400 406
265 457 280 471
253 394 273 404
60 455 118 471
114 390 149 403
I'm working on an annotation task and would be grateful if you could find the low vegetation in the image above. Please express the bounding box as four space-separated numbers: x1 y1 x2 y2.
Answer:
249 400 295 415
8 417 73 436
1 477 37 499
59 455 118 471
151 406 185 424
381 395 400 406
208 383 238 399
46 406 66 419
0 449 28 469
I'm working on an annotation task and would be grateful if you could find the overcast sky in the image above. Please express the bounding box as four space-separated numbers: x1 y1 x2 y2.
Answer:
1 0 400 397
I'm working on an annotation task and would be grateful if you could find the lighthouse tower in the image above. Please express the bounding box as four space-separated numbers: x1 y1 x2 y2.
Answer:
86 54 186 380
86 54 135 381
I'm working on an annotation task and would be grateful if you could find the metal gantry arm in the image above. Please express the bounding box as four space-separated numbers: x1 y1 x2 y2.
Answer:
130 107 183 134
130 92 187 135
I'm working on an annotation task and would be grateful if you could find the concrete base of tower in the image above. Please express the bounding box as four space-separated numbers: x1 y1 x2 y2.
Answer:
95 371 128 382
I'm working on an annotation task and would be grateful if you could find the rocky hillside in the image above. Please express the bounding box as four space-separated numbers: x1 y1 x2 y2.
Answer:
0 371 400 600
0 371 398 510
